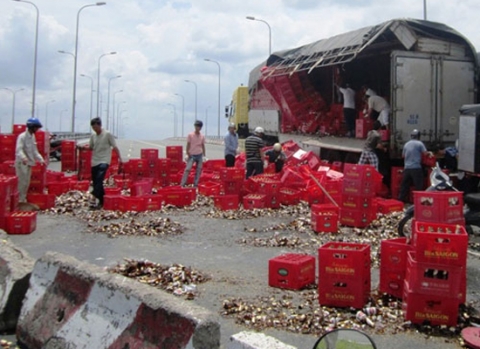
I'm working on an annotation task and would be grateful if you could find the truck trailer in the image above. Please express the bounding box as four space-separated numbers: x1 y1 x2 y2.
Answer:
227 18 478 165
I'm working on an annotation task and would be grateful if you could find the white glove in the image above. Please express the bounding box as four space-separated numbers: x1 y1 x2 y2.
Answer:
184 155 189 162
236 148 241 155
264 160 269 168
203 157 208 162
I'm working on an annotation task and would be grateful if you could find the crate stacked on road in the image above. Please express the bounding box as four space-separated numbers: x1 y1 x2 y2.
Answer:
211 167 245 211
311 203 339 233
390 166 404 201
28 163 47 194
355 118 373 139
0 134 17 162
268 253 315 290
318 242 371 308
0 176 15 230
77 144 92 181
340 164 382 228
400 191 467 327
140 148 159 178
34 131 50 163
61 140 77 172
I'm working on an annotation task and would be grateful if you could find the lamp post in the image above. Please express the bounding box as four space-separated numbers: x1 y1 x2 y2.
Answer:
119 112 128 138
205 106 211 137
13 0 39 118
174 93 185 137
106 75 121 130
96 51 117 118
72 2 107 133
184 80 197 122
60 109 68 132
112 90 123 137
116 101 126 137
2 87 24 131
80 74 94 120
246 16 272 56
423 0 427 20
204 58 221 137
45 99 55 131
167 103 177 138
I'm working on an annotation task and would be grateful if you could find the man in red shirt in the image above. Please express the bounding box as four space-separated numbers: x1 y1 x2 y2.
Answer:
180 120 206 187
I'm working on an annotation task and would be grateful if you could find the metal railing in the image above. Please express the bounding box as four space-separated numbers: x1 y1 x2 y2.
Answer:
51 132 91 140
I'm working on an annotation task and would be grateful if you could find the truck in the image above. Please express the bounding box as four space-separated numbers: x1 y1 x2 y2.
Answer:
226 18 479 165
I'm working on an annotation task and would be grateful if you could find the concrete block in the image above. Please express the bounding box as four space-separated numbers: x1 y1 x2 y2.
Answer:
228 331 297 349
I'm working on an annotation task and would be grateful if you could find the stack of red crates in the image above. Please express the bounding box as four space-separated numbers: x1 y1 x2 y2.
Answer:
340 164 381 228
61 140 77 172
140 149 159 178
211 167 244 211
166 146 184 179
0 176 14 230
390 166 404 201
379 237 411 298
400 191 467 326
355 118 373 139
34 131 50 161
0 134 17 162
77 145 92 180
318 242 371 308
268 253 315 290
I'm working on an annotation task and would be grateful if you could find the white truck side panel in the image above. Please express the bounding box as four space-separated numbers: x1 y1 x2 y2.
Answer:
248 109 280 135
392 51 475 149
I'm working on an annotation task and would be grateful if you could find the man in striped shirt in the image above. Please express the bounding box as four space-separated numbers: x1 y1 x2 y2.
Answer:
245 127 265 179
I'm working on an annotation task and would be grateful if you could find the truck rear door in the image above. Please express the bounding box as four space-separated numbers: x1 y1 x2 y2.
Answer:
391 51 475 148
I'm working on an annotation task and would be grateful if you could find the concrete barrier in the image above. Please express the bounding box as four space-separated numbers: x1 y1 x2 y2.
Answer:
17 252 220 349
0 233 35 332
228 331 298 349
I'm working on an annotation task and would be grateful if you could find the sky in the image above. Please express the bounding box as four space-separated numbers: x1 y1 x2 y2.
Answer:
0 0 478 140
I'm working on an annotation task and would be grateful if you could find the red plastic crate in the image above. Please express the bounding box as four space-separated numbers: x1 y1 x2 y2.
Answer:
141 148 159 160
198 182 221 197
342 177 381 197
311 212 338 233
119 196 146 212
413 191 464 224
213 195 240 211
26 193 55 210
311 203 339 216
12 124 26 135
355 118 373 138
165 146 183 161
413 221 468 267
70 180 90 191
343 163 377 181
402 281 459 326
0 161 16 176
379 269 405 299
144 195 162 211
219 168 244 182
322 178 343 196
159 187 196 207
278 188 301 206
375 198 404 214
265 194 281 209
405 251 463 298
318 277 370 309
10 191 19 212
318 242 370 281
47 182 70 196
341 195 375 210
268 253 315 290
203 159 225 172
103 195 122 210
380 237 411 271
243 194 266 209
339 208 375 228
61 140 76 150
5 211 37 234
0 134 17 147
256 179 282 195
130 180 153 197
222 180 243 195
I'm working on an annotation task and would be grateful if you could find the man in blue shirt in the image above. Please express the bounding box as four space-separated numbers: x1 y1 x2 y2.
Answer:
398 129 428 202
224 123 238 167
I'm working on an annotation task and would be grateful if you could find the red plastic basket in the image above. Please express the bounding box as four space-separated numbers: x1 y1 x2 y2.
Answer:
130 180 153 197
26 193 55 210
380 237 411 271
119 196 146 212
413 221 468 267
342 177 381 197
5 211 37 234
144 195 162 211
413 191 464 224
379 269 405 299
318 242 370 281
311 212 338 233
70 180 90 191
339 208 375 228
375 198 404 214
213 195 240 211
103 195 122 211
402 281 458 326
140 148 159 160
341 195 375 211
159 187 196 207
219 167 244 182
278 188 301 206
318 277 370 309
198 182 221 197
243 194 266 209
343 163 377 181
405 251 463 298
268 253 315 290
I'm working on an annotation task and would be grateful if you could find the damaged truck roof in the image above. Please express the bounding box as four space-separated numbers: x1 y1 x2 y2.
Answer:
249 18 478 87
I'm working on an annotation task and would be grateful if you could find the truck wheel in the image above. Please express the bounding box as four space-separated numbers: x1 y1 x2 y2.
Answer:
398 215 413 239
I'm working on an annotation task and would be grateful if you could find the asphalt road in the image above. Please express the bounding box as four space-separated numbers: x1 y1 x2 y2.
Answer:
3 137 480 349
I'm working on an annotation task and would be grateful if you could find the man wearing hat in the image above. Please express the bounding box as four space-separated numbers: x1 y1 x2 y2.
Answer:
245 127 265 179
181 120 206 187
224 123 238 167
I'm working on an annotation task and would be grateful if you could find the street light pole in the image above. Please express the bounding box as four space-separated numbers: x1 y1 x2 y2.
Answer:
106 75 121 130
60 109 68 132
246 16 272 56
174 93 185 137
167 103 177 137
96 51 117 118
112 90 123 137
116 101 126 137
13 0 39 118
45 99 55 131
204 58 221 137
205 106 211 137
72 2 107 133
80 74 94 120
184 80 197 122
423 0 427 20
2 87 24 131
